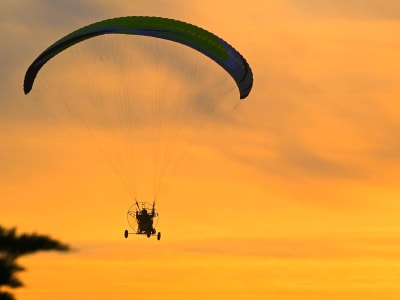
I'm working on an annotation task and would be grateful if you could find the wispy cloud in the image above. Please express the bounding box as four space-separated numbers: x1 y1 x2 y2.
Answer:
287 0 400 20
72 232 400 260
179 233 400 260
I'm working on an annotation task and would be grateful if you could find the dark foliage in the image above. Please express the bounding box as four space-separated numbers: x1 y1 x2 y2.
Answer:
0 227 70 258
0 226 70 300
0 291 14 300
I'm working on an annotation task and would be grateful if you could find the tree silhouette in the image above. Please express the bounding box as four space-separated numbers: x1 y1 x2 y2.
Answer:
0 226 70 300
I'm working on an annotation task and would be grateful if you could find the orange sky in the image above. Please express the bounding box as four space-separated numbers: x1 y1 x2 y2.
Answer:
1 1 400 299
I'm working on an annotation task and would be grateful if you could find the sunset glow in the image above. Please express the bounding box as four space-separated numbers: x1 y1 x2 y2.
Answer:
1 1 400 299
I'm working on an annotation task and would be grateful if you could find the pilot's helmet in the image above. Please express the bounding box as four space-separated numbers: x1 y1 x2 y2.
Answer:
142 209 148 215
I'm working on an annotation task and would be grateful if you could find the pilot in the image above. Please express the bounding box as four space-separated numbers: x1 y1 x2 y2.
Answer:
137 209 153 232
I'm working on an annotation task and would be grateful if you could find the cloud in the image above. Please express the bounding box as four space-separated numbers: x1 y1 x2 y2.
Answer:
3 0 400 193
281 145 362 179
176 232 400 260
72 232 400 261
207 5 400 185
0 0 113 34
287 0 400 20
0 0 107 120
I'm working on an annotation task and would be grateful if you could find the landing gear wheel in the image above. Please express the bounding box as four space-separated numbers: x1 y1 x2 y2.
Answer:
124 229 128 239
147 231 151 238
157 232 161 241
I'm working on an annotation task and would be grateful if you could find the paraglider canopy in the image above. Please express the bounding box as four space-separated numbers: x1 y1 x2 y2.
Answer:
23 16 253 99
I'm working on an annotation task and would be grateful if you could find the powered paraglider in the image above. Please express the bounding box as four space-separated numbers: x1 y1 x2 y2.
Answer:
23 16 253 238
